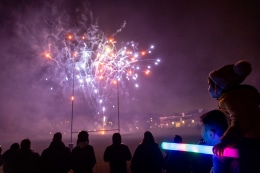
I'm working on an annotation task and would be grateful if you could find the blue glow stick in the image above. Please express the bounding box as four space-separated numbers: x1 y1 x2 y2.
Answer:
161 142 239 158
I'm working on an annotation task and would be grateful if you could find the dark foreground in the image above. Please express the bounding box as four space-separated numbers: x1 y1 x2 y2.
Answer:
0 127 202 173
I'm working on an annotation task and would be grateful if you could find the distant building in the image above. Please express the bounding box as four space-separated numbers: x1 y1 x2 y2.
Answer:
159 109 207 128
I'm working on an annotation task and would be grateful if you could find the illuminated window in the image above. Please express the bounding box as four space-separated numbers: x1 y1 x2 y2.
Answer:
176 123 181 128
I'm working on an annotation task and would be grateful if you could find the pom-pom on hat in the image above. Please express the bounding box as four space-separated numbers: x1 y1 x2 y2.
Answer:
209 60 252 90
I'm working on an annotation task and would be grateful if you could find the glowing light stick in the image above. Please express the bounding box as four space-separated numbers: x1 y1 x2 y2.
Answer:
161 142 239 158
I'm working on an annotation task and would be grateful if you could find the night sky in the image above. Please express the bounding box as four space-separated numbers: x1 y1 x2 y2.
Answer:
0 0 260 133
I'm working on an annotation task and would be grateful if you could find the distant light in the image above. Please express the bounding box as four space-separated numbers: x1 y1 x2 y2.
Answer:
109 38 114 43
67 34 73 40
131 57 136 62
105 46 112 53
112 80 117 85
73 52 77 57
45 53 51 59
135 84 139 88
145 70 150 75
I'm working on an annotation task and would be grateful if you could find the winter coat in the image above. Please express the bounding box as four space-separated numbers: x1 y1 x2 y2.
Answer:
218 85 260 145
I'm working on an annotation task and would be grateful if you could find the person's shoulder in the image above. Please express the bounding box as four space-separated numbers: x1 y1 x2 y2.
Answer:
86 144 94 149
79 144 94 151
2 149 12 156
120 143 130 149
64 146 70 150
63 146 71 153
151 142 159 147
32 151 40 158
105 144 113 149
72 146 80 152
120 143 128 146
41 147 50 155
135 143 145 150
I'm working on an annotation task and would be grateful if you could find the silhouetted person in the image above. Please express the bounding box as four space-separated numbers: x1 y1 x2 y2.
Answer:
2 143 20 173
0 145 3 166
13 139 40 173
41 132 72 173
71 130 96 173
104 133 132 173
130 131 164 173
164 135 191 173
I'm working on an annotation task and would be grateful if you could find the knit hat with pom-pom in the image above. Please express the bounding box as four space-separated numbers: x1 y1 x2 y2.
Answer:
209 60 252 90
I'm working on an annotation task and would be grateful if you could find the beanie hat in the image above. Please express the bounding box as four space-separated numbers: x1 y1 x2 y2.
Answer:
209 60 252 90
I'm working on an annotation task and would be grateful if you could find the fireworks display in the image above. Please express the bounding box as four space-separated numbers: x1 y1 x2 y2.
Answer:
38 4 160 117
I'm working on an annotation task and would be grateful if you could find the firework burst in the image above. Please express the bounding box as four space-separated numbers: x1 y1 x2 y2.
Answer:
19 1 161 117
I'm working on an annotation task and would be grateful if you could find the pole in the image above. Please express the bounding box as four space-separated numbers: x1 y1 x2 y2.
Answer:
70 62 75 150
117 80 120 133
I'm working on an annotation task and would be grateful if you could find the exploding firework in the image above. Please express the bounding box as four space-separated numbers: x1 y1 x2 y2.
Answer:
43 29 160 115
15 1 160 119
35 4 160 117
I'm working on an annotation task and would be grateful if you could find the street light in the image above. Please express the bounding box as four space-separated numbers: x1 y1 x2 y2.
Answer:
68 35 76 150
117 79 120 133
69 61 75 150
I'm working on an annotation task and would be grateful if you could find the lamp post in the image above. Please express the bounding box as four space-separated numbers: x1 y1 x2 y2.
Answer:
69 60 75 151
115 59 120 133
117 79 120 133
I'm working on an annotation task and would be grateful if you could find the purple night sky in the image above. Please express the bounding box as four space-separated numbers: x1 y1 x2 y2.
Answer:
0 0 259 135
